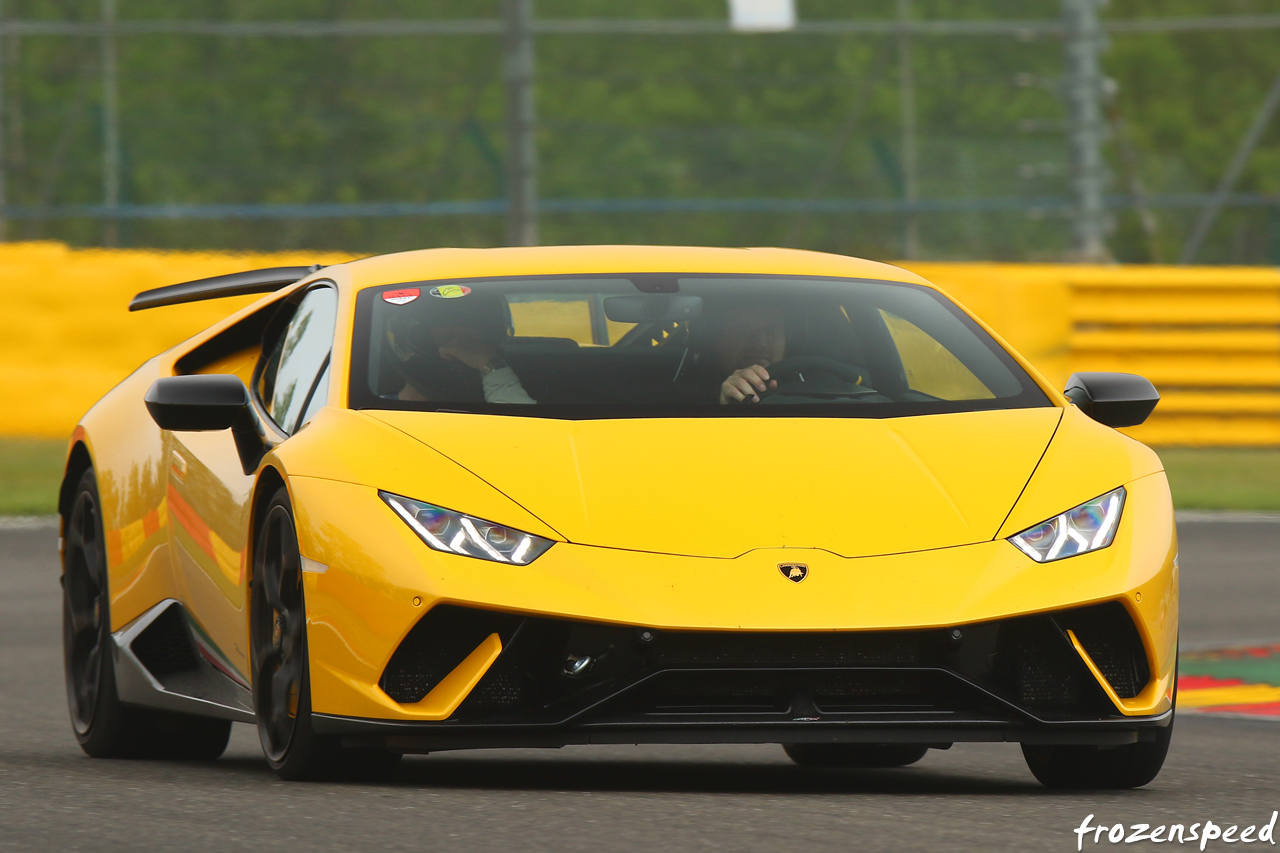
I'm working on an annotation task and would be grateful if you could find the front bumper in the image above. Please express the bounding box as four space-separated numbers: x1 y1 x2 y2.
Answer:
310 600 1170 753
290 470 1178 728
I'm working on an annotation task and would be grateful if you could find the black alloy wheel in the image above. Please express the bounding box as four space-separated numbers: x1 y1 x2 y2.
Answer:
252 494 309 767
1021 720 1173 789
62 467 231 760
784 743 930 768
63 470 110 741
251 486 400 781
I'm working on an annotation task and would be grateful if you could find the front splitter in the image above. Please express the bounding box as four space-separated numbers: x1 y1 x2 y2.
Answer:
312 710 1172 754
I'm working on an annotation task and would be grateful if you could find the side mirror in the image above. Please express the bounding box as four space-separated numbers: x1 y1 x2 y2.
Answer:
145 375 270 474
145 375 250 431
1063 372 1160 428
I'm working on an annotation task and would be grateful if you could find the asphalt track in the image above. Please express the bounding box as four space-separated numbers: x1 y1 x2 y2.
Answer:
1 517 1276 852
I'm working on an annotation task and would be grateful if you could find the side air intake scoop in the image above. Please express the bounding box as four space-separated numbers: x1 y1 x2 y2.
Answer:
128 265 322 312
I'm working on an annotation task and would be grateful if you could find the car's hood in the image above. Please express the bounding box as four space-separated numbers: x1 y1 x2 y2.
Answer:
367 407 1062 559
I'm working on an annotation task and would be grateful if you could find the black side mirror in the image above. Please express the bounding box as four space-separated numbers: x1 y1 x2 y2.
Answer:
1063 372 1160 428
145 375 270 474
145 375 249 431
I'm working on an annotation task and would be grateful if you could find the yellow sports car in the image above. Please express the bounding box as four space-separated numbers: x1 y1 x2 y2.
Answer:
60 246 1176 787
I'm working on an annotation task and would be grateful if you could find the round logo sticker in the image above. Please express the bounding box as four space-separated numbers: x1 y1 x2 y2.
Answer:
382 288 420 306
429 285 472 299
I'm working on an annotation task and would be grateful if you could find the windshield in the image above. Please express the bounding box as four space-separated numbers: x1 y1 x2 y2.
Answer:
349 274 1050 419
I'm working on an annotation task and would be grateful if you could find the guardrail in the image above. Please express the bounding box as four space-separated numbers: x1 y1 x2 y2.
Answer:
916 263 1280 447
0 244 1275 445
1068 268 1280 447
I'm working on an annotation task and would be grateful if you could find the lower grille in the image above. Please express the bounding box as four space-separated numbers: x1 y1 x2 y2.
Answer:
630 669 936 714
379 603 1139 723
651 631 930 669
1005 617 1086 708
1059 602 1151 699
380 606 523 704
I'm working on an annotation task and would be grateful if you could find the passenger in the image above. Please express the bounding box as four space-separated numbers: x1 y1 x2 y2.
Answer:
386 310 535 405
713 303 786 404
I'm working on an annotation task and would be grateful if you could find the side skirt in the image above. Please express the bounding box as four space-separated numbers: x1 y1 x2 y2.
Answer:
111 599 255 723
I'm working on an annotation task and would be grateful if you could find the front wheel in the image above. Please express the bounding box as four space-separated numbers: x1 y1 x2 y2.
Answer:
251 487 400 781
783 743 929 768
1021 725 1172 790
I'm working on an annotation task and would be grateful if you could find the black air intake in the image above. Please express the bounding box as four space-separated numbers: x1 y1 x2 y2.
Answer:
1001 616 1087 708
130 604 200 678
378 603 1125 725
1059 601 1151 699
650 630 931 669
380 606 523 704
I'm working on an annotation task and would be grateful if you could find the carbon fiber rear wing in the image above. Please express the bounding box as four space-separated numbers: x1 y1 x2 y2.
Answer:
128 265 323 312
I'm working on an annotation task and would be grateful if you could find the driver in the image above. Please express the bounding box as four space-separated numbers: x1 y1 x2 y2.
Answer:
715 303 786 404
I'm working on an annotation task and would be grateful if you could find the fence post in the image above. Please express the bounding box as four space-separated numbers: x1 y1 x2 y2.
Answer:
1062 0 1110 262
897 0 919 260
503 0 538 247
101 0 120 247
0 0 7 242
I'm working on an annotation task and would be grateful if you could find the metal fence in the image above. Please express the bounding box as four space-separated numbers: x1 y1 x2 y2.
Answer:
2 2 1280 263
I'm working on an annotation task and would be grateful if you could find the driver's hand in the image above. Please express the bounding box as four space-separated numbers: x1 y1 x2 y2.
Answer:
720 365 777 404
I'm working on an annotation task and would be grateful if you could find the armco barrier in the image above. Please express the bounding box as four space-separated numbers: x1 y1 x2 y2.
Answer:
0 244 1275 445
912 263 1280 447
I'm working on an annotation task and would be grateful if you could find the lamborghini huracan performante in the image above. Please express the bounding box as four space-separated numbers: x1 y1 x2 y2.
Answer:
59 246 1176 787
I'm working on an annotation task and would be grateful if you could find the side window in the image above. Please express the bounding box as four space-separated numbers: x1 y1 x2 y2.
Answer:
260 287 338 433
879 309 994 400
295 360 331 432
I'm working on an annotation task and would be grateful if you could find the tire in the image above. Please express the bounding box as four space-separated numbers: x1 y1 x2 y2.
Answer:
63 467 231 760
1022 664 1176 790
783 743 930 768
251 486 401 781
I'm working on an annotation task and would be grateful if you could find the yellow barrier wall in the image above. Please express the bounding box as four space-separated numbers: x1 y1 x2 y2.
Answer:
0 243 352 437
909 262 1280 447
0 244 1275 445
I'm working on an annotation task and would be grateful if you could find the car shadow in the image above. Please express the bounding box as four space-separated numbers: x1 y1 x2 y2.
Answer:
211 754 1045 795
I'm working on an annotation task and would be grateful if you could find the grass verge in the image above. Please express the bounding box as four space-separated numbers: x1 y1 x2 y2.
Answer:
1 439 1277 516
1157 448 1280 512
0 438 65 516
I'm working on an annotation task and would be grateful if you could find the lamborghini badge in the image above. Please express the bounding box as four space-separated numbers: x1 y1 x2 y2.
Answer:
779 563 808 583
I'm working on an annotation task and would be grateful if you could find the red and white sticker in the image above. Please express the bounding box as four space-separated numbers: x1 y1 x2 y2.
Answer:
382 288 421 306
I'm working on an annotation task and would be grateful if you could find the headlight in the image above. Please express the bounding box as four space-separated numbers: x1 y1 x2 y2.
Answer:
381 492 555 565
1008 486 1125 563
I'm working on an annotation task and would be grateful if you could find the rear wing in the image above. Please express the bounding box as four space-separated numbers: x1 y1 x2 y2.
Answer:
128 265 323 312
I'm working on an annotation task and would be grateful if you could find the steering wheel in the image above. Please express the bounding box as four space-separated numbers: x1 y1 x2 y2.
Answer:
766 356 864 385
754 356 875 403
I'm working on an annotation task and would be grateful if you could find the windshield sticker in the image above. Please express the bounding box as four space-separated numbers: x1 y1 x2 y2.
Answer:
382 288 420 305
430 285 472 299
